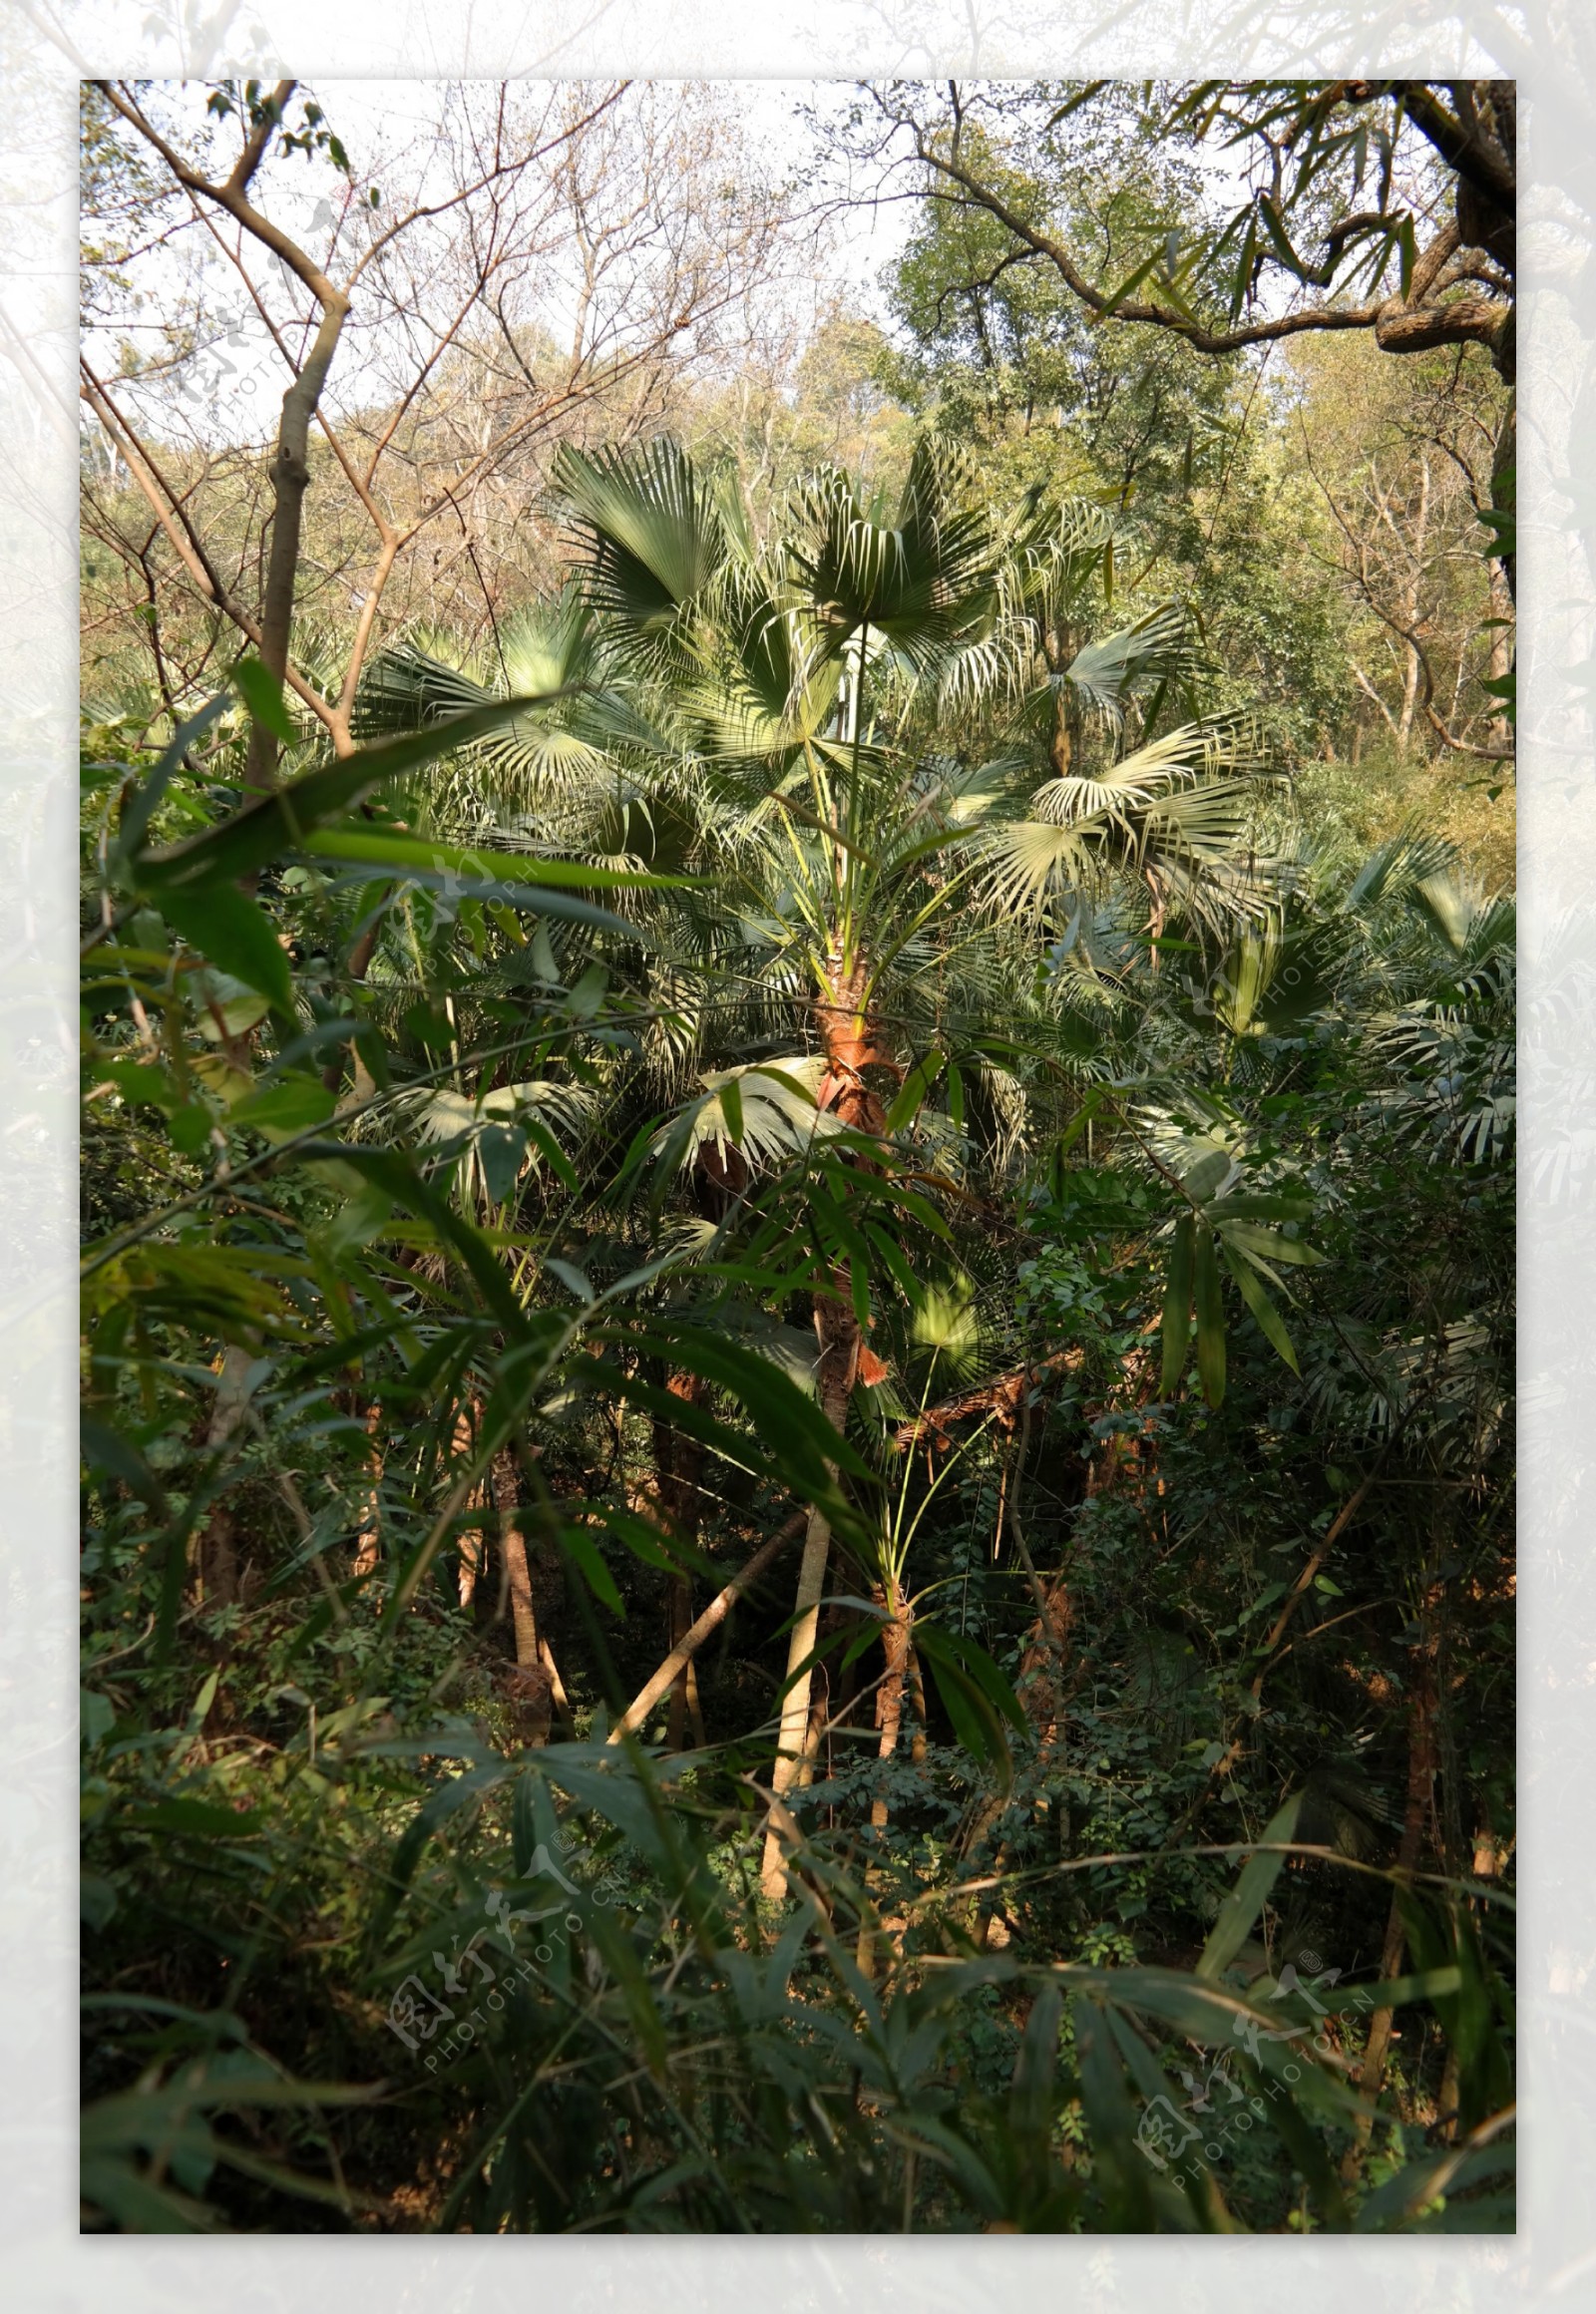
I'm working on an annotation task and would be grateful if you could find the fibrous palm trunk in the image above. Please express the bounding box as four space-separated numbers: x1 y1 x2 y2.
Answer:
759 956 895 1903
868 1574 912 1832
856 1572 912 1978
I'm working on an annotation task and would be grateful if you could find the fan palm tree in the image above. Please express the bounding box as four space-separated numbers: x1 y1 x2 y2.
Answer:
355 433 1278 1893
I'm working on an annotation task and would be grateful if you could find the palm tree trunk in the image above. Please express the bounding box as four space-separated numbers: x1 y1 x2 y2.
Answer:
857 1576 912 1978
907 1638 929 1766
868 1576 911 1830
760 956 902 1901
815 953 895 1135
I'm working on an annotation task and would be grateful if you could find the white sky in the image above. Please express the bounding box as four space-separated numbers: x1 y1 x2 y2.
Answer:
85 79 1425 457
85 80 916 450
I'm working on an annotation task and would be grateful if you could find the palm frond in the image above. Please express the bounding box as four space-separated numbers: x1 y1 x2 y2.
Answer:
1342 827 1460 915
1060 601 1202 723
1031 713 1267 820
977 818 1093 922
554 438 725 664
999 490 1118 627
405 1079 597 1147
784 438 1000 674
652 1052 842 1174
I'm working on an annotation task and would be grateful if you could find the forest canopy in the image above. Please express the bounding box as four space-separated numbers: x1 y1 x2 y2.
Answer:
79 77 1514 2235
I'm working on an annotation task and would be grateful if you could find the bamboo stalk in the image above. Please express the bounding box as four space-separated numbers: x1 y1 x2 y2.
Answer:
608 1512 805 1743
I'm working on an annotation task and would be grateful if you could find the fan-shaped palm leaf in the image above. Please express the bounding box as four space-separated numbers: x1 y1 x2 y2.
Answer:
1059 600 1204 724
651 1053 844 1175
982 714 1272 936
1342 826 1460 915
405 1078 597 1148
554 438 726 675
783 438 1000 677
998 489 1118 629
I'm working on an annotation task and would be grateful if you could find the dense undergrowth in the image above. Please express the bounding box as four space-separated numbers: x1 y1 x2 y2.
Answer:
80 428 1513 2233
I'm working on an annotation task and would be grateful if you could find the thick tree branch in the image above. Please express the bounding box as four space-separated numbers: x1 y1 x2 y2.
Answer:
97 82 342 307
1394 81 1516 222
97 83 356 784
894 89 1511 371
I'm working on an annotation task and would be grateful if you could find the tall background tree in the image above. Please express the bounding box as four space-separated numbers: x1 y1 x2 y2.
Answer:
842 80 1514 542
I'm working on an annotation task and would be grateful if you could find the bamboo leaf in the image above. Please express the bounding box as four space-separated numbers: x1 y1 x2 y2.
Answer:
1221 1245 1300 1373
133 695 572 894
1161 1213 1195 1396
1220 1222 1324 1268
306 826 693 891
230 656 297 746
717 1072 744 1154
886 1048 947 1133
159 884 294 1016
1193 1222 1226 1406
1197 1791 1303 1979
112 696 229 864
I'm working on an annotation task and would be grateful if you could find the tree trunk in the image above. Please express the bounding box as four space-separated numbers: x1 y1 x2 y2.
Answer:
195 1343 254 1608
907 1638 929 1766
352 1396 382 1577
652 1370 710 1748
1395 453 1431 758
1485 553 1514 746
867 1576 911 1830
197 1505 239 1611
814 951 896 1137
607 1511 806 1743
454 1400 486 1612
491 1445 550 1744
960 1385 1089 1937
759 954 899 1902
1013 1570 1073 1750
243 293 349 792
1489 386 1515 604
1342 1583 1440 2177
665 1571 708 1749
857 1575 912 1976
799 1673 831 1791
760 1351 852 1904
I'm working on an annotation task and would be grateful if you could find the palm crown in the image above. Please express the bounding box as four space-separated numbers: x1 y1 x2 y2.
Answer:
359 435 1276 1137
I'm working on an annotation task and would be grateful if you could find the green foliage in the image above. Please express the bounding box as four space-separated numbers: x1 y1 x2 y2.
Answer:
81 311 1511 2230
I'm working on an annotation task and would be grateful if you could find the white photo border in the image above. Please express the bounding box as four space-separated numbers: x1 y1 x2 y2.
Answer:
5 5 1580 2302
